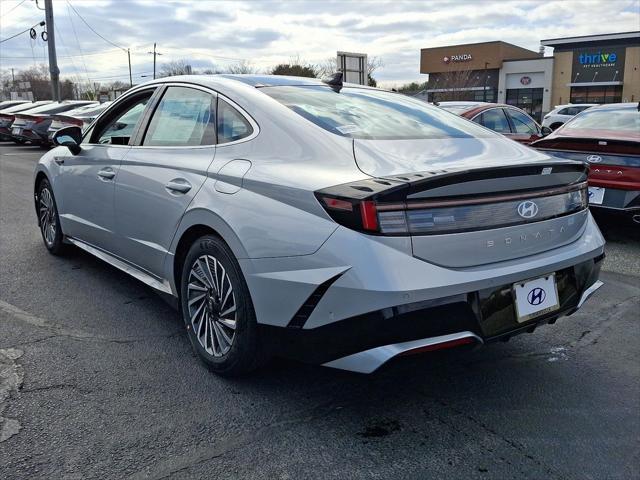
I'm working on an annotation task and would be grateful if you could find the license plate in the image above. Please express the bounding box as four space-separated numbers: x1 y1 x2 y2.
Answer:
513 274 560 323
12 127 21 135
588 186 605 205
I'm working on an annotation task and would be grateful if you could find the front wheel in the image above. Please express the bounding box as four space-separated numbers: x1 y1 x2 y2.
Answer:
37 179 67 255
180 235 265 376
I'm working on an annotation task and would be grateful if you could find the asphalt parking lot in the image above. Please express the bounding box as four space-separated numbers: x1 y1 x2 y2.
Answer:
0 143 638 480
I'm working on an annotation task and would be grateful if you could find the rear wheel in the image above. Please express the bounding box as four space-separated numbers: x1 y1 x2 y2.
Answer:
37 179 67 255
180 235 265 376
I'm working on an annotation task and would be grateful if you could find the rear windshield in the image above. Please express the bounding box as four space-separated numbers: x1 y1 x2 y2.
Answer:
261 86 493 140
564 107 640 134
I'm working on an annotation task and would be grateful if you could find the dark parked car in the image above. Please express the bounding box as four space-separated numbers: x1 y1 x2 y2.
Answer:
0 101 52 141
10 101 96 146
532 103 640 223
438 101 551 145
46 102 112 145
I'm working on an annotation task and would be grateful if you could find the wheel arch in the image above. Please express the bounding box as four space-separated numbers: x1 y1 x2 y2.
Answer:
33 169 50 225
167 208 250 297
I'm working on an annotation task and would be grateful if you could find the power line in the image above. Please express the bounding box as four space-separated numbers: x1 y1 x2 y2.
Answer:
66 2 92 86
0 47 127 59
0 21 45 43
0 0 29 18
65 0 125 51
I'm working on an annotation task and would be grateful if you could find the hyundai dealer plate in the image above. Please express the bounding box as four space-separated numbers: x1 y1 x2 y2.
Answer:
12 127 21 135
513 274 559 323
588 186 605 205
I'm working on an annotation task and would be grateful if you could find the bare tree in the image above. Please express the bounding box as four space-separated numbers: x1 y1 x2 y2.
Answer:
159 59 193 77
428 69 478 102
225 60 259 74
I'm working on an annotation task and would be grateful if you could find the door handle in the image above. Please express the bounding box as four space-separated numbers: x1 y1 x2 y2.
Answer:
97 168 116 180
54 157 64 165
165 179 192 194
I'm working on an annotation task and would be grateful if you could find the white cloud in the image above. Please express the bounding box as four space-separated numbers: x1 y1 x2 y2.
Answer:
0 0 638 87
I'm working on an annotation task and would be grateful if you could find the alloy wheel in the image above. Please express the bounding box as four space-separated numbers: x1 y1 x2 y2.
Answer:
39 187 57 247
187 254 237 357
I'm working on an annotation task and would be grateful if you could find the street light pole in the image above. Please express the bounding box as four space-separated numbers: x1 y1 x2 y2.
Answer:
44 0 60 101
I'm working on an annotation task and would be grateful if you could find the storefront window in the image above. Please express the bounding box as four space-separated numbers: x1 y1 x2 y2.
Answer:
505 88 543 122
570 85 622 104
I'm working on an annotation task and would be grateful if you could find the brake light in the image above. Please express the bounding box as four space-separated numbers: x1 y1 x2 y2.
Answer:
360 201 378 231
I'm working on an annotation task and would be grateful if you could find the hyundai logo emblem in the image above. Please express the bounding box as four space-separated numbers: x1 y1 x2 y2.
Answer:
527 287 546 306
517 201 539 219
587 155 602 163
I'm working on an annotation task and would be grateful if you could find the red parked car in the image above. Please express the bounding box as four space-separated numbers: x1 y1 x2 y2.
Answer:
532 103 640 223
438 102 551 145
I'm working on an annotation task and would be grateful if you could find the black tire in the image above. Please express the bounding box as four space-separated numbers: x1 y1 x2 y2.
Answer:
12 138 26 145
36 178 67 255
180 235 265 376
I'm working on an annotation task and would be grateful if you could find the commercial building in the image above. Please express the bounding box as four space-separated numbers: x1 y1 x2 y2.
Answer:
419 31 639 122
540 31 639 105
420 41 552 121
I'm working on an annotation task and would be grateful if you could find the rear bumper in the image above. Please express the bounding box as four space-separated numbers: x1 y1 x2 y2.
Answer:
259 254 604 371
241 212 605 372
11 128 45 143
589 186 640 213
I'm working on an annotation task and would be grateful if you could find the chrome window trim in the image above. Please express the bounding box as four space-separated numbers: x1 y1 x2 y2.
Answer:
81 86 159 146
131 81 259 150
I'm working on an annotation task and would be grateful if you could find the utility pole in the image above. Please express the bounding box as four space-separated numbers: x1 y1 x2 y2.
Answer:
148 43 162 79
127 48 133 87
44 0 60 101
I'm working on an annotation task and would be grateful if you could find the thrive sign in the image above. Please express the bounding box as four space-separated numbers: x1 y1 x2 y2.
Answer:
578 51 617 67
572 47 625 82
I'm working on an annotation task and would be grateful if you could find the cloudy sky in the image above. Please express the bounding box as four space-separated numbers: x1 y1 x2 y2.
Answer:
1 0 639 88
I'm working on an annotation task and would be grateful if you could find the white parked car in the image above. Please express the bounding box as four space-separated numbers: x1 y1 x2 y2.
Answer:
542 104 597 130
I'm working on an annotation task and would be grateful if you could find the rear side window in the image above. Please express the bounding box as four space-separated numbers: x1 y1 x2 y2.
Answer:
262 85 491 140
143 87 216 147
508 109 538 134
475 109 511 133
564 108 640 134
217 99 253 144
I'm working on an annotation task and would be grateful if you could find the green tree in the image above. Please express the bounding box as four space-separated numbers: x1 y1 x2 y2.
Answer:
270 63 317 78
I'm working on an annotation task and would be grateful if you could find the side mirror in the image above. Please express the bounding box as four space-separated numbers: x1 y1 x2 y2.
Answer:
53 126 82 155
541 126 553 136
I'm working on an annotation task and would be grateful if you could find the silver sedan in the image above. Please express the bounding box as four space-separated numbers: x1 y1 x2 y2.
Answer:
35 74 605 376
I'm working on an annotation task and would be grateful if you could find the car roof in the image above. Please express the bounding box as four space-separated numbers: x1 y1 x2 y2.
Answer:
17 101 97 115
553 103 598 109
586 102 639 111
0 101 52 114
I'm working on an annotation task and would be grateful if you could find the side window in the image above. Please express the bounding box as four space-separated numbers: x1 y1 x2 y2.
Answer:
508 109 538 134
558 108 571 115
92 92 153 145
217 99 253 144
143 86 216 147
476 108 511 133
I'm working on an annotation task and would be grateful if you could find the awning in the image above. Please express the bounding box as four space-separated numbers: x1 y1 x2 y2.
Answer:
567 81 623 87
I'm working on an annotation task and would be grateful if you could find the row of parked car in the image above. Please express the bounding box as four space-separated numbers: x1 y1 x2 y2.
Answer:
435 100 639 223
0 99 111 148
